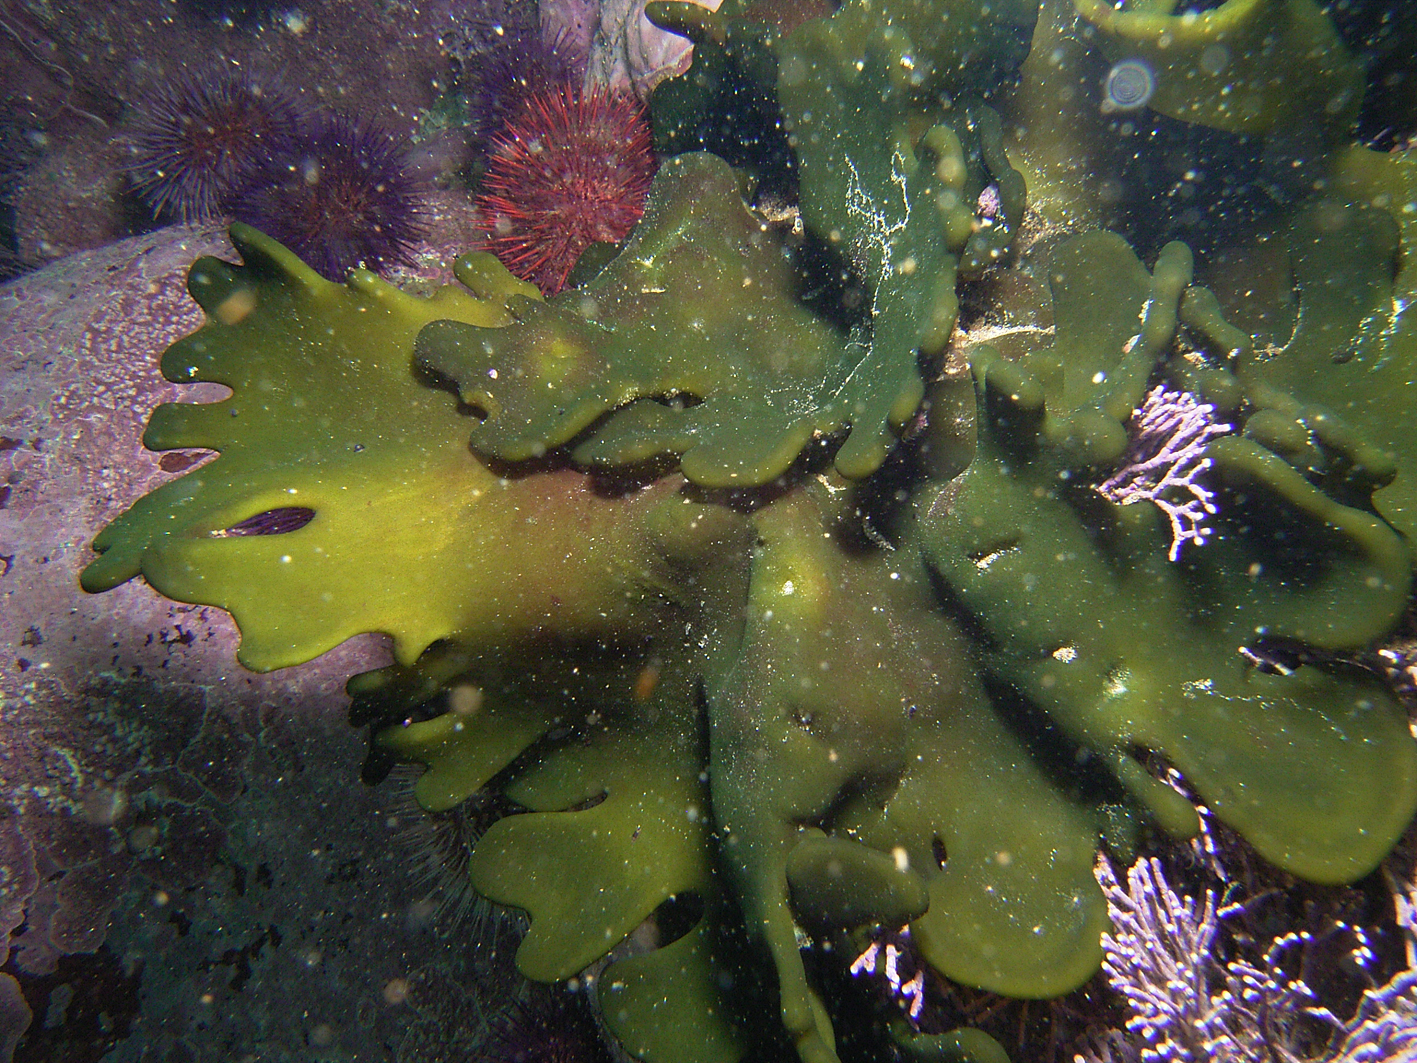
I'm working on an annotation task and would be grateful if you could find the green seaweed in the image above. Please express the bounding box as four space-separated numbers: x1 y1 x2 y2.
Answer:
774 1 1029 474
79 0 1417 1060
417 152 911 487
1073 0 1362 136
645 2 790 189
705 488 1104 1061
1212 182 1417 543
919 229 1414 883
81 225 525 669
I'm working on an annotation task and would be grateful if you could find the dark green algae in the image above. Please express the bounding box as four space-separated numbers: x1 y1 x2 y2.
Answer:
81 0 1417 1060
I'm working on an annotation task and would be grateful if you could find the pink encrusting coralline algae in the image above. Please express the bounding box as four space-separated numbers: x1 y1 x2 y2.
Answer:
1095 386 1232 562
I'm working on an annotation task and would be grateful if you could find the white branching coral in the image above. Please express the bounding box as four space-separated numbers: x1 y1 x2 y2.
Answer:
1094 386 1232 562
1078 855 1417 1063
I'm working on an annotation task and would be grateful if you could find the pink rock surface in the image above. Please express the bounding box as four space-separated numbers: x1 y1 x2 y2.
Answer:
583 0 723 99
0 223 390 701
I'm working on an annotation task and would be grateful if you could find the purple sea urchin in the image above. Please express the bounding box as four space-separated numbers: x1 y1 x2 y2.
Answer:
483 987 613 1063
229 111 427 280
125 65 302 222
466 22 586 143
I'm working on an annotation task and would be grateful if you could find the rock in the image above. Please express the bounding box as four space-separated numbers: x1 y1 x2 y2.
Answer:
585 0 723 99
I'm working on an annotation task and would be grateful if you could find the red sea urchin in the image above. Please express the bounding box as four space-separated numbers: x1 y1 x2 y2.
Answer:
476 86 657 296
230 112 427 281
125 65 302 222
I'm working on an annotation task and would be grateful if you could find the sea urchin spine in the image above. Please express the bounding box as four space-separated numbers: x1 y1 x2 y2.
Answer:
229 111 427 281
476 85 657 296
125 65 303 223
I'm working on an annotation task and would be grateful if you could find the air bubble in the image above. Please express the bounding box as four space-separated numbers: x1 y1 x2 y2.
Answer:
1102 59 1156 114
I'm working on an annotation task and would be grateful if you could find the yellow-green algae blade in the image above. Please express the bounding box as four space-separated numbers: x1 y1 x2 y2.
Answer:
466 706 713 982
84 225 528 670
600 917 747 1063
